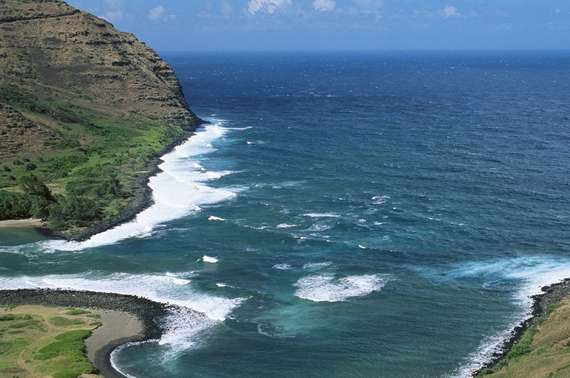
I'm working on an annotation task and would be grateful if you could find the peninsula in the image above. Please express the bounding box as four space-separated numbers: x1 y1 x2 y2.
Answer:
0 0 201 240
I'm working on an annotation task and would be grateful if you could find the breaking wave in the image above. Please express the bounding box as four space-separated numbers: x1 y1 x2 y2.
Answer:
41 122 238 252
0 272 244 351
443 256 570 377
294 273 389 302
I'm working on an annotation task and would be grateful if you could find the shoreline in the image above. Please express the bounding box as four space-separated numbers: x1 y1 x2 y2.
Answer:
67 120 204 242
88 310 146 378
0 121 204 243
0 288 168 377
0 218 43 228
473 278 570 376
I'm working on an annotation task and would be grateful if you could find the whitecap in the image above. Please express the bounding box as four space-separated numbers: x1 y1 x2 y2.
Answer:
202 255 218 264
276 223 297 229
304 223 332 232
208 216 225 222
272 263 292 270
294 273 388 302
371 195 390 205
303 213 340 218
302 262 332 270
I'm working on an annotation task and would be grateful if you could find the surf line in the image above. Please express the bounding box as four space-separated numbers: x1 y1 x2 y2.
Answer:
44 120 238 252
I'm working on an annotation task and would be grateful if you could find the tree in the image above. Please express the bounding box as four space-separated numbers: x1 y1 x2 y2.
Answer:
20 175 53 201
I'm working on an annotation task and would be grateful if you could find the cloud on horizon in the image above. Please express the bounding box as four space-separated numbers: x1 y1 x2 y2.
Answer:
147 5 176 21
247 0 292 15
442 5 459 19
313 0 336 12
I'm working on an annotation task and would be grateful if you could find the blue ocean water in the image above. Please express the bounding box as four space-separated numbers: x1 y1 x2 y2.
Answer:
1 52 570 377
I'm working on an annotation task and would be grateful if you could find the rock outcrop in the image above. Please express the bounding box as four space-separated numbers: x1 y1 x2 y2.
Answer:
0 0 198 131
0 0 201 238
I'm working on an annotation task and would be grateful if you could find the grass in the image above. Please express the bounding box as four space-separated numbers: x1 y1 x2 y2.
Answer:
0 85 187 237
0 305 99 378
65 308 90 316
48 316 85 327
478 296 570 377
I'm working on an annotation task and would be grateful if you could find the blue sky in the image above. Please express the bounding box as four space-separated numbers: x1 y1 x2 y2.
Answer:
68 0 570 51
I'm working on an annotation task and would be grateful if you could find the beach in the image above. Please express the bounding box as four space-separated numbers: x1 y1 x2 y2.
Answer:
0 218 43 228
87 309 145 378
0 289 167 377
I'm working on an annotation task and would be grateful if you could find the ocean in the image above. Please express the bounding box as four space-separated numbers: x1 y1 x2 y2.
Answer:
1 51 570 377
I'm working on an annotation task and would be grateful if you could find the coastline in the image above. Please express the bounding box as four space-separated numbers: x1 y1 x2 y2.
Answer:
474 278 570 376
0 218 43 228
0 289 168 377
67 118 205 242
0 120 204 243
87 310 145 378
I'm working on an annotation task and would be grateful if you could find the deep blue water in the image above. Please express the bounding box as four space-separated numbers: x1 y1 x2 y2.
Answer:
1 52 570 377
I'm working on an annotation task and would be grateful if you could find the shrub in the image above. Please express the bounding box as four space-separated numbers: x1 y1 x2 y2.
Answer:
20 175 53 200
48 195 102 229
0 191 32 219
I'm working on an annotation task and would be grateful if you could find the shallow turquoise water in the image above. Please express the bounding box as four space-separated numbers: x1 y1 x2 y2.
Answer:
1 52 570 377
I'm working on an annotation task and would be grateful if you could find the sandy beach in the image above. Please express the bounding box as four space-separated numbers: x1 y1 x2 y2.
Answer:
0 289 167 378
0 218 43 228
87 309 145 378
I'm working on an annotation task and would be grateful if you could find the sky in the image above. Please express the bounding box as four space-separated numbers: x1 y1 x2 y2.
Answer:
68 0 570 52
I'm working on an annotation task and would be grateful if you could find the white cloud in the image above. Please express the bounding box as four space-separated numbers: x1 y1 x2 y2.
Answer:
247 0 291 15
148 5 176 22
442 5 459 18
148 6 165 21
313 0 336 12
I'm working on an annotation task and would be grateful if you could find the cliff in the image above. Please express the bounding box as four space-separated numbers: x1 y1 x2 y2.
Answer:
0 0 201 238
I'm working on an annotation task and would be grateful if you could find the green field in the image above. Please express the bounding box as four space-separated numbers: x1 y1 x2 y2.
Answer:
0 86 186 238
478 296 570 378
0 305 101 378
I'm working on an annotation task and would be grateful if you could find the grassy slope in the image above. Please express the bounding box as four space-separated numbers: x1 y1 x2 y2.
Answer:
0 86 185 237
0 305 101 378
479 296 570 377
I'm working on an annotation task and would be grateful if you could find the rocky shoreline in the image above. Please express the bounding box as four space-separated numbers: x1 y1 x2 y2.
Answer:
474 278 570 376
0 288 169 377
61 118 205 242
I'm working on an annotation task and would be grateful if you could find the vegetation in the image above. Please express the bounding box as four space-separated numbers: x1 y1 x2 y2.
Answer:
478 298 570 377
0 86 186 237
0 305 99 378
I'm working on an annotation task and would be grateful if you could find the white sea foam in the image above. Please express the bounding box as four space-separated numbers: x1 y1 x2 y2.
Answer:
302 262 332 270
208 216 225 222
40 122 237 252
371 195 390 205
447 256 570 377
276 223 297 229
358 244 367 249
303 213 341 218
202 255 219 264
0 272 244 360
294 273 389 302
305 223 332 232
272 263 292 270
